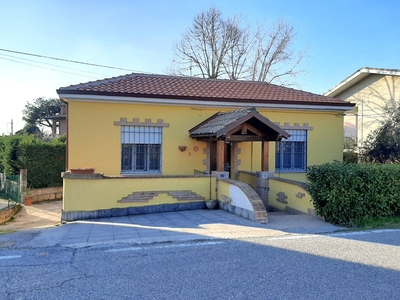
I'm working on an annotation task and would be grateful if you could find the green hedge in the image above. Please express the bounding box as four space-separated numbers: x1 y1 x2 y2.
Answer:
307 162 400 225
0 135 66 188
0 135 24 174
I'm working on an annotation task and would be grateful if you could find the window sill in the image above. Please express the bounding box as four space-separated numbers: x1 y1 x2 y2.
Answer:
275 170 306 173
120 172 162 176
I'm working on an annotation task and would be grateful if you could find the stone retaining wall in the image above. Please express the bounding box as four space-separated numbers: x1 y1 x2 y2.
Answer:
24 187 63 205
0 204 21 224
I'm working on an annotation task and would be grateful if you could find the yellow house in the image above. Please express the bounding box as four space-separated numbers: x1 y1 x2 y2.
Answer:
324 67 400 149
57 73 354 222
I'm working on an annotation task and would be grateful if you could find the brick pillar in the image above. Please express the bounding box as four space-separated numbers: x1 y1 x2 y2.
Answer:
255 171 274 211
211 171 229 179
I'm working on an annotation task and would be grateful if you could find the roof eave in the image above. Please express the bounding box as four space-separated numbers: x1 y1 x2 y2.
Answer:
57 89 354 108
215 111 290 139
324 67 400 97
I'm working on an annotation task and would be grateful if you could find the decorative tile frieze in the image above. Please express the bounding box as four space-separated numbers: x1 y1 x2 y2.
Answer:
114 118 169 127
233 143 241 180
118 192 157 203
203 143 210 173
276 191 288 204
274 122 313 130
118 190 205 203
168 191 205 201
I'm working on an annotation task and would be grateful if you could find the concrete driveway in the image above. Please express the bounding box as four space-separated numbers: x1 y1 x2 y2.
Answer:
0 201 345 249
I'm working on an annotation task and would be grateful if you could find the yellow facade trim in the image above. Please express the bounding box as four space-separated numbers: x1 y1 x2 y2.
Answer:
274 122 314 130
114 117 169 127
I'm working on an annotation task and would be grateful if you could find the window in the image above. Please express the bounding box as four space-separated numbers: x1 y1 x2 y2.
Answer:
121 126 162 173
275 129 307 172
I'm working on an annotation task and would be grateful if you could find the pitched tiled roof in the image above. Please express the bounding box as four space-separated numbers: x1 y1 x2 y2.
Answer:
324 67 400 97
190 107 255 136
57 73 353 107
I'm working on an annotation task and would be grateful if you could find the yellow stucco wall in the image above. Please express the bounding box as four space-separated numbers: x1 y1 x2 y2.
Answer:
67 102 211 175
66 100 344 181
237 171 257 189
63 176 216 211
269 178 314 214
335 75 400 145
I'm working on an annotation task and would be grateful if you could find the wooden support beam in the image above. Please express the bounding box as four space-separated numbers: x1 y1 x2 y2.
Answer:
241 124 248 135
261 141 269 171
216 140 225 171
227 123 266 138
227 135 264 142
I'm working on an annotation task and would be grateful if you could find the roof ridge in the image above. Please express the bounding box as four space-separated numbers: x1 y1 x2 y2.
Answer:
60 72 184 89
60 73 327 98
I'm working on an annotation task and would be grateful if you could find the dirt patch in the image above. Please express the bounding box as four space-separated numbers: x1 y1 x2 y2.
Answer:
0 200 62 231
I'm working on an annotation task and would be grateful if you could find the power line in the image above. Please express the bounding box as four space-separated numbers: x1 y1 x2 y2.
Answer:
0 48 136 72
0 56 98 79
0 53 111 77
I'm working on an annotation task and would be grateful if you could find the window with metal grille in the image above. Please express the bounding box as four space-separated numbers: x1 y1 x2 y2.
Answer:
275 129 307 172
121 126 162 173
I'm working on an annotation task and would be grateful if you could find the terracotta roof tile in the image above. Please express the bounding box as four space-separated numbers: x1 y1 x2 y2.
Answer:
57 73 353 107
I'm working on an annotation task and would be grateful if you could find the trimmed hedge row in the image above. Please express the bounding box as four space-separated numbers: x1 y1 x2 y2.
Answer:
307 162 400 225
0 135 66 188
0 135 22 174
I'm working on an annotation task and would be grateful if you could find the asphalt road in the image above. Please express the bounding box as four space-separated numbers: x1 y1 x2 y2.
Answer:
1 229 400 300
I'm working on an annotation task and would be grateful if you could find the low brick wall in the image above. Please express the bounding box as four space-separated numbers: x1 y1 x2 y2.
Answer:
217 178 268 223
61 173 216 221
269 177 317 217
25 187 63 204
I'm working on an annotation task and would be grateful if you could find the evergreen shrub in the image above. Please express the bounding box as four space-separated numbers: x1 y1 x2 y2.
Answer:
0 135 66 188
0 135 24 174
307 162 400 225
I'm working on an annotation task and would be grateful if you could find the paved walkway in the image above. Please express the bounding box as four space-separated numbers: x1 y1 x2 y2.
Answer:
0 201 345 249
0 201 61 230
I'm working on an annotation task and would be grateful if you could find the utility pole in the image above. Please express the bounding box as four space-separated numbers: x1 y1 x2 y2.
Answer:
11 119 13 135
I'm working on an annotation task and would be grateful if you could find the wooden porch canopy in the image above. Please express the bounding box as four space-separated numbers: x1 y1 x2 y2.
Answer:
189 107 290 172
189 107 289 142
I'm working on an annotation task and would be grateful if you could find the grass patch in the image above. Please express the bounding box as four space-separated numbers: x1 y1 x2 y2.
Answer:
353 216 400 230
0 216 16 224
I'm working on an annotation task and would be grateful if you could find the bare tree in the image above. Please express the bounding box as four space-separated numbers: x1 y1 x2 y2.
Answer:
171 7 243 79
250 21 306 84
170 7 306 85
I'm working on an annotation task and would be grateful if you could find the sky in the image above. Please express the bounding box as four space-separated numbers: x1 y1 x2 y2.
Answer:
1 0 400 135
